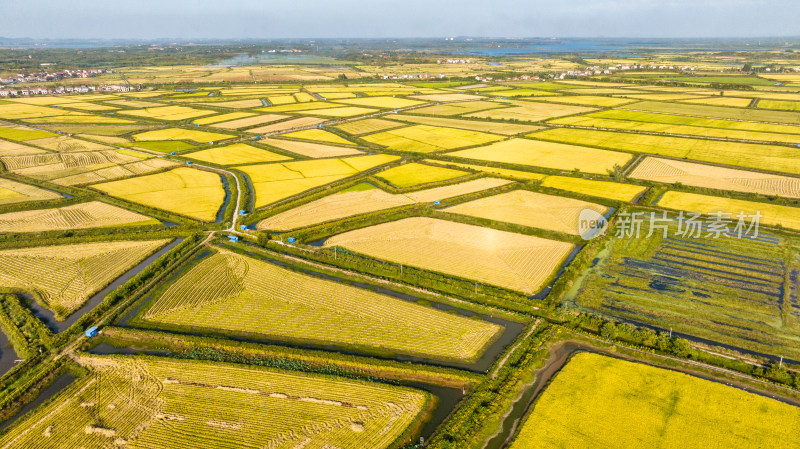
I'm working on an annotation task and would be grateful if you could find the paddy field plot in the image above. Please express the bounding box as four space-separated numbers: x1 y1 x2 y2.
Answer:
132 128 234 143
569 225 800 361
0 201 158 233
25 136 112 152
631 157 800 198
191 112 255 125
508 352 800 449
118 105 215 121
582 109 800 135
623 100 800 125
335 118 404 135
0 103 69 121
533 128 800 175
257 102 344 114
237 154 399 208
361 124 502 153
324 217 574 294
295 106 378 117
759 99 800 112
246 117 326 134
126 140 196 153
432 161 546 181
278 129 355 145
186 143 291 165
389 114 542 135
0 178 61 205
0 125 57 142
209 114 289 130
410 93 483 102
447 138 633 175
23 114 135 125
260 137 362 158
656 191 800 231
334 96 425 109
103 99 163 108
0 239 168 318
539 175 645 202
93 167 226 221
139 249 502 362
446 190 607 235
464 100 595 122
375 162 470 188
0 355 430 449
198 98 265 109
258 178 511 231
407 100 506 116
484 89 561 98
0 139 45 157
533 95 637 107
678 96 754 107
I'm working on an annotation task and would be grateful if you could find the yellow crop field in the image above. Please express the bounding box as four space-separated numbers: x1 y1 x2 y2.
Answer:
586 109 800 135
335 118 403 135
0 178 62 205
0 103 65 120
142 249 501 361
199 98 265 109
279 128 355 145
759 99 800 111
26 136 112 152
446 190 607 235
237 154 399 207
0 125 58 141
104 99 163 108
209 114 288 130
447 138 633 174
432 161 546 181
533 128 800 175
630 157 800 198
324 217 574 294
23 114 135 124
375 162 469 187
0 200 158 233
0 139 45 156
55 158 178 186
191 112 255 125
335 96 425 109
362 124 502 153
257 102 343 113
410 93 483 102
261 137 361 158
390 114 542 135
132 127 234 143
509 353 800 449
186 143 291 165
679 96 754 107
623 100 800 125
0 355 429 449
297 106 379 117
258 178 511 231
540 175 646 202
408 100 506 116
93 167 226 221
119 105 215 121
657 191 800 231
0 239 168 317
246 117 326 134
465 100 596 122
534 95 638 107
267 94 297 105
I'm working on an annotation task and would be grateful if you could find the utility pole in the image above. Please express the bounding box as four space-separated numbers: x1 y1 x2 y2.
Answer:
669 327 672 338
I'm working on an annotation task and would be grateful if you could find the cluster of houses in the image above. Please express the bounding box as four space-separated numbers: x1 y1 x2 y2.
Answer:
437 59 473 64
380 73 448 80
0 84 136 97
0 68 116 85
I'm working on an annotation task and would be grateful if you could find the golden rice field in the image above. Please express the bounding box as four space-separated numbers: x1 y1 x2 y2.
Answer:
630 157 800 198
24 114 135 125
0 201 159 233
186 143 291 165
119 105 215 121
278 128 355 145
55 157 178 186
539 175 647 202
246 117 326 134
533 128 800 175
0 239 168 317
0 125 57 142
260 137 362 158
93 167 226 221
258 102 343 113
586 109 800 136
431 161 547 181
759 99 800 112
0 103 66 120
0 139 45 156
678 96 754 107
26 136 112 152
446 190 607 235
374 162 469 187
407 100 506 116
132 128 234 143
623 100 800 125
509 353 800 449
335 118 403 135
258 178 511 231
534 95 638 107
0 355 429 449
447 138 633 175
465 100 595 122
324 217 574 294
141 249 502 361
296 106 378 117
361 124 502 153
237 154 399 207
191 112 255 125
209 114 289 130
199 98 265 109
0 178 61 205
389 114 542 135
657 191 800 231
410 93 483 102
335 96 425 109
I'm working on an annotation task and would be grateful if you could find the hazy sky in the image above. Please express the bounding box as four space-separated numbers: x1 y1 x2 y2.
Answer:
3 0 799 39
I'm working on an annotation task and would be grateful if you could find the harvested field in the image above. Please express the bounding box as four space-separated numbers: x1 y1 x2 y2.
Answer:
191 112 255 125
335 118 404 135
0 178 61 205
374 162 469 187
410 93 483 102
0 139 45 157
431 161 546 181
186 143 291 165
209 114 288 130
389 114 542 135
119 105 215 121
260 137 362 158
335 96 425 109
361 124 502 153
324 217 574 294
446 190 607 235
656 191 800 230
539 176 646 202
447 138 633 174
0 239 168 317
132 128 234 143
26 136 112 152
296 106 378 117
407 100 506 116
93 167 226 221
246 117 326 134
278 129 355 145
0 201 158 232
464 100 595 122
